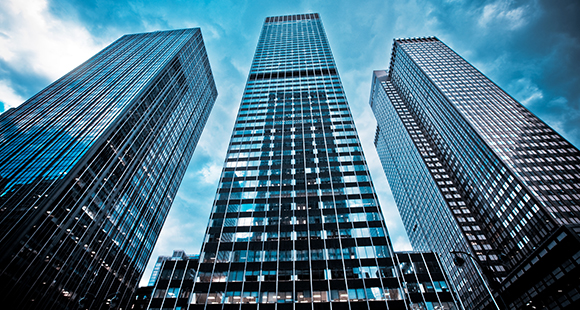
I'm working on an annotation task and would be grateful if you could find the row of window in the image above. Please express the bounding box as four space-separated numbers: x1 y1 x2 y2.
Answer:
205 228 386 243
201 246 390 263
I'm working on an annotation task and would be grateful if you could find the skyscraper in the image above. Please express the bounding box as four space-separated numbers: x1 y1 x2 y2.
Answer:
146 250 454 309
146 14 457 310
370 37 580 309
0 28 217 309
148 251 200 287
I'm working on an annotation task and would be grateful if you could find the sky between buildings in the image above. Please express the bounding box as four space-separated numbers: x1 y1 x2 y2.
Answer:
0 0 578 287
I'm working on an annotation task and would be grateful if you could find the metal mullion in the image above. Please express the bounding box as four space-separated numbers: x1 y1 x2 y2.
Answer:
100 64 203 280
151 79 216 308
420 253 445 308
315 16 357 309
43 43 202 304
309 67 332 306
42 56 195 303
0 33 154 161
273 66 285 305
301 66 318 307
392 253 411 309
0 31 174 210
158 261 177 309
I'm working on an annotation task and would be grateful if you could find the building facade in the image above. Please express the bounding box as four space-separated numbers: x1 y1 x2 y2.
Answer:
0 28 217 309
149 251 200 287
146 250 454 310
146 14 458 310
370 37 580 309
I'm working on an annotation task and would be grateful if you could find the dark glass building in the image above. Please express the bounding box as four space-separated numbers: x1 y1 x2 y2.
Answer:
149 251 200 287
144 14 458 310
370 37 580 309
0 28 217 309
146 250 454 310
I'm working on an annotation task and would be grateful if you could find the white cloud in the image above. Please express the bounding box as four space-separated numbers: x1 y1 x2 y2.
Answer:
200 163 223 185
543 96 571 134
0 0 102 106
478 1 529 30
0 80 25 109
510 77 544 107
521 89 544 106
393 235 413 252
199 24 222 40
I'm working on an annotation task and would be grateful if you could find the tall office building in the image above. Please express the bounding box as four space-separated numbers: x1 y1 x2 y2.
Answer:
146 14 458 310
148 251 200 287
0 28 217 309
146 250 454 309
370 37 580 309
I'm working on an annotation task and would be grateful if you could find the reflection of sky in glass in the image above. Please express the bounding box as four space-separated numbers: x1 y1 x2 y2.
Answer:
0 30 191 194
371 37 580 309
0 28 218 309
177 14 457 309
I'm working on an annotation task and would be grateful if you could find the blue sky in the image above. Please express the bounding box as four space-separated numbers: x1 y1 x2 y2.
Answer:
0 0 578 286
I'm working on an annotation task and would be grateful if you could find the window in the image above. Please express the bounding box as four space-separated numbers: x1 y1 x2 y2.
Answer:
166 287 179 298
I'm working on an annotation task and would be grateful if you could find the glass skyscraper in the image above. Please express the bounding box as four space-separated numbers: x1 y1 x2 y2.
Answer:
370 37 580 309
0 28 217 309
143 14 457 310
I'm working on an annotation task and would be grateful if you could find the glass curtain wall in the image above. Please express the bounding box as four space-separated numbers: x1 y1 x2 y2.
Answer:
370 37 580 309
0 28 217 310
185 14 457 310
